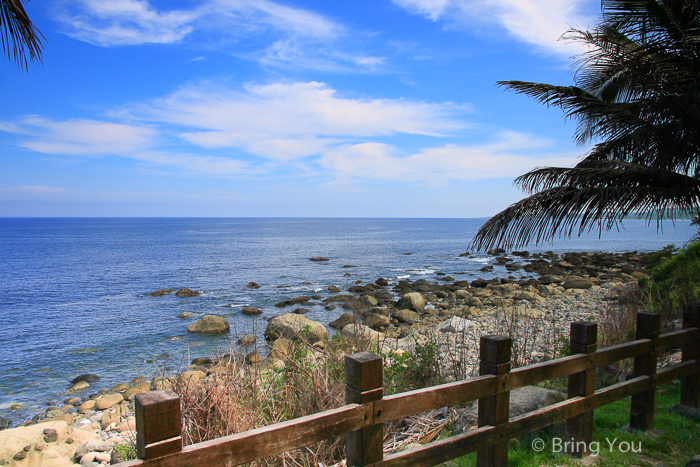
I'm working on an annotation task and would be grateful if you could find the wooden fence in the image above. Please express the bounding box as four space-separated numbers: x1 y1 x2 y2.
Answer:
115 303 700 467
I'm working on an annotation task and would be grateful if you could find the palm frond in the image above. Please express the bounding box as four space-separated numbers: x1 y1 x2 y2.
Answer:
1 0 44 70
469 162 700 251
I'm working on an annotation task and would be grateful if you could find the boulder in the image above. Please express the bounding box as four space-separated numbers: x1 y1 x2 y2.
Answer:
267 338 291 362
77 400 95 414
265 314 327 343
237 334 256 346
393 309 420 325
177 312 196 319
0 417 10 431
0 421 101 467
454 386 565 435
187 315 230 333
66 382 89 395
328 285 341 293
70 374 99 384
437 316 472 334
364 313 390 330
539 275 564 285
175 288 200 297
246 282 261 289
396 292 426 312
340 324 385 343
245 351 262 365
329 313 355 329
110 382 129 392
178 371 205 384
124 382 151 398
73 440 113 461
310 257 329 262
149 289 174 296
563 276 593 290
241 307 262 316
95 394 123 411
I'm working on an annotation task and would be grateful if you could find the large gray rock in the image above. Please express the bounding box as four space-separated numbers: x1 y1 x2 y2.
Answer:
454 386 565 435
73 441 113 461
437 316 472 333
364 313 390 330
329 313 355 329
393 309 420 325
265 313 327 343
563 276 593 290
341 324 385 344
396 292 426 312
187 315 230 333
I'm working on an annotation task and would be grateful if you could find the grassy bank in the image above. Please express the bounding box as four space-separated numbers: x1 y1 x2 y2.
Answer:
446 382 699 467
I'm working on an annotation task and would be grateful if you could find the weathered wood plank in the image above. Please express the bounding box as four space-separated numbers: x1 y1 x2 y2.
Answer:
114 403 372 467
630 312 660 431
681 304 700 408
568 321 596 458
346 353 384 466
504 339 651 392
375 376 653 467
477 335 511 467
657 327 700 351
376 375 498 424
655 360 698 387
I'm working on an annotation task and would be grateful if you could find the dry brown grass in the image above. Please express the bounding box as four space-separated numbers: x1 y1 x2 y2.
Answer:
164 338 346 466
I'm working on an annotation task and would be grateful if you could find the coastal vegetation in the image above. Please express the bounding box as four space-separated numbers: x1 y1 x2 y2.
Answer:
471 0 700 251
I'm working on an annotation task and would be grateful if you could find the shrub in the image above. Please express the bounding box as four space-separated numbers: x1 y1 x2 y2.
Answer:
641 241 700 316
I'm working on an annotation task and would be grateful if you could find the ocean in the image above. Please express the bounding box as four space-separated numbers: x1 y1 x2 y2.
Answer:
0 217 695 423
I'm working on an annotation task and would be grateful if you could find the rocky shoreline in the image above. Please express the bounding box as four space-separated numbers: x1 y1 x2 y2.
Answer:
0 250 654 466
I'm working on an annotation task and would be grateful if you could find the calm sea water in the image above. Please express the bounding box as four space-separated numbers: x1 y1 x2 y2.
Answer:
0 217 694 422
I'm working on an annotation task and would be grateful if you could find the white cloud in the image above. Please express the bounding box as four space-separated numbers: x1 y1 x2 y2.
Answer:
14 116 156 155
0 117 249 176
54 0 381 71
320 132 578 182
393 0 597 56
123 81 469 160
54 0 196 46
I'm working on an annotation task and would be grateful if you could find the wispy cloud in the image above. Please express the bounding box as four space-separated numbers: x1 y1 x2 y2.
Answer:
0 117 249 176
320 132 578 182
120 81 470 160
53 0 196 46
2 82 576 184
393 0 597 56
53 0 383 72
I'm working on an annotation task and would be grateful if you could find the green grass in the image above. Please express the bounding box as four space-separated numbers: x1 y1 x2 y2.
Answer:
445 382 699 467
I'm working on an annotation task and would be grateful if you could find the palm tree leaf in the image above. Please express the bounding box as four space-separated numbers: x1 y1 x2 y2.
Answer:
0 0 44 70
469 163 700 251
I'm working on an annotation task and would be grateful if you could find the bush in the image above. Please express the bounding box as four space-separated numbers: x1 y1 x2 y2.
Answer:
641 241 700 315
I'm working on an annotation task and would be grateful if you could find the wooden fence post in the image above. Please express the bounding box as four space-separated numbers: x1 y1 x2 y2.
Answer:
630 312 661 431
345 352 383 467
477 335 511 467
567 321 596 458
134 389 182 460
681 303 700 408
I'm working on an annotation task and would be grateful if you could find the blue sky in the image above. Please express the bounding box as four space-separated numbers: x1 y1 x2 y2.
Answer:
0 0 601 217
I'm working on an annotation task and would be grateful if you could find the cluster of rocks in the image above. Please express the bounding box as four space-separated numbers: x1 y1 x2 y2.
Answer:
149 288 200 297
222 250 649 374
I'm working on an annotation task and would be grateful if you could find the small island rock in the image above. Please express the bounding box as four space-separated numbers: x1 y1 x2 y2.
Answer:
176 288 200 297
187 315 230 334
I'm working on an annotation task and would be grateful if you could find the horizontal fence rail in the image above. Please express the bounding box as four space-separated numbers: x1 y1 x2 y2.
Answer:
115 303 700 467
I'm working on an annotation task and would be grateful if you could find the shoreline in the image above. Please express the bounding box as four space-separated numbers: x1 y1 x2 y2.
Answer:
1 249 654 436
